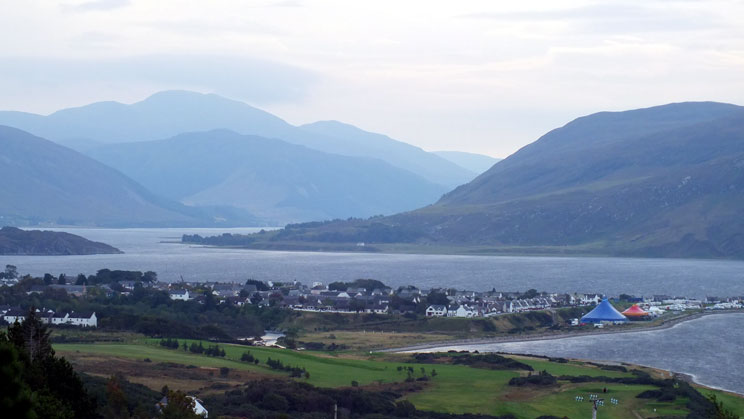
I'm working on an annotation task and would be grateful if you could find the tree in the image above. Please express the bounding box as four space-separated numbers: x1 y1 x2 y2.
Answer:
160 390 200 419
521 289 539 299
349 298 367 313
394 400 416 417
43 274 54 286
7 309 53 363
426 291 449 306
328 281 348 291
104 374 129 419
143 271 157 283
75 274 87 286
3 309 97 418
5 264 18 279
57 274 66 285
250 292 263 305
708 395 739 419
0 342 35 419
244 279 269 291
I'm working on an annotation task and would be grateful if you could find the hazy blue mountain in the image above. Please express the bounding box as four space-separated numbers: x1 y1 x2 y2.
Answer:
432 150 501 174
299 121 475 187
87 130 447 223
0 126 260 227
0 91 471 188
249 102 744 259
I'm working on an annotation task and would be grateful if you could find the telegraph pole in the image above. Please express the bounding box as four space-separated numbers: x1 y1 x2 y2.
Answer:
592 399 603 419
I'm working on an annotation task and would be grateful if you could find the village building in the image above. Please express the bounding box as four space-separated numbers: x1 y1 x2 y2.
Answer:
67 311 98 327
169 289 190 301
156 395 208 417
426 305 447 317
3 308 27 323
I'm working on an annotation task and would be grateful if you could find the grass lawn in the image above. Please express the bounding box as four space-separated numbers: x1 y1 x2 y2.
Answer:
298 330 456 351
701 389 744 416
513 357 631 378
55 340 743 418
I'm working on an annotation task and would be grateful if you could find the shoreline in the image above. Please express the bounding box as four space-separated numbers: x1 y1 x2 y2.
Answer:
382 310 744 396
383 310 741 353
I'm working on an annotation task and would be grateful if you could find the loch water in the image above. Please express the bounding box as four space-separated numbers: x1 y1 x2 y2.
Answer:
3 228 744 299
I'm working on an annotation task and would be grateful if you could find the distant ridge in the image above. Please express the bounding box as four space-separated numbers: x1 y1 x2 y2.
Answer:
0 125 261 227
0 91 474 188
87 129 448 223
432 150 501 174
300 120 475 187
0 226 122 255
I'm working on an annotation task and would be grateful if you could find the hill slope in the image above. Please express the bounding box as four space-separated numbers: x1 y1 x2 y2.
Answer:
87 130 447 223
300 121 475 187
0 126 259 227
0 91 472 188
432 151 501 174
249 102 744 258
0 226 121 255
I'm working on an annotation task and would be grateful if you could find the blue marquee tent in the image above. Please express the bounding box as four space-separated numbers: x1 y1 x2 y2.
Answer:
581 299 628 324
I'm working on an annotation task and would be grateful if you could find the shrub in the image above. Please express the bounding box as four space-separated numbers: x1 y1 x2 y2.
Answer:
508 370 557 387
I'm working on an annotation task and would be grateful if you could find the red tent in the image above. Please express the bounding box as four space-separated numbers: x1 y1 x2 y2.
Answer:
622 304 649 317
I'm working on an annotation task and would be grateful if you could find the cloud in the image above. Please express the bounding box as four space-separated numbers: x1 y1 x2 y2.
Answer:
459 3 720 33
63 0 131 12
268 0 303 7
0 54 319 105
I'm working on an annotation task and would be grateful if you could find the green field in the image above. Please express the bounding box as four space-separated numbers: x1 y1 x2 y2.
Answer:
56 339 744 418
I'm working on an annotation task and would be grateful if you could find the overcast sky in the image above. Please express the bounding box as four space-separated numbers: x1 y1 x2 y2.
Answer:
1 0 743 157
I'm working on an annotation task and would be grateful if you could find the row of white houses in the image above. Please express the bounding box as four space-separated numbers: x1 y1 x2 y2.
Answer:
2 308 97 327
426 296 574 318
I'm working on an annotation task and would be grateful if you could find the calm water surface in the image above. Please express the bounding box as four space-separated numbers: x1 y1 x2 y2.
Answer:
411 313 744 395
2 228 744 298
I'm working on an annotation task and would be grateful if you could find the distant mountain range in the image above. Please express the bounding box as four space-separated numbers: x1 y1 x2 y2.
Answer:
0 226 121 255
244 102 744 259
0 125 260 227
87 130 447 223
0 91 506 226
0 90 481 188
432 151 501 174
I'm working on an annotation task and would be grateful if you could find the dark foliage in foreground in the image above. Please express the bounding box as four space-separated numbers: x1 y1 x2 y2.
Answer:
203 379 516 419
1 309 97 418
81 373 160 418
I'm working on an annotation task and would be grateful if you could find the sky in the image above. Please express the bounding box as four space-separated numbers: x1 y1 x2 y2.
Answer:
1 0 743 157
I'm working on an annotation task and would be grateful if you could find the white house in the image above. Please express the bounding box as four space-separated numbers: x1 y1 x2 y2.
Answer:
156 396 208 417
364 303 389 314
67 311 97 327
426 305 447 317
578 294 602 305
50 312 70 325
453 305 479 318
3 308 26 324
169 289 190 301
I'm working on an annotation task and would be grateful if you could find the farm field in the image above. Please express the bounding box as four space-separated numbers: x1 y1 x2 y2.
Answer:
55 339 743 418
